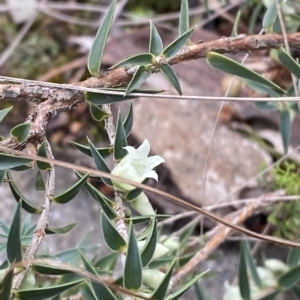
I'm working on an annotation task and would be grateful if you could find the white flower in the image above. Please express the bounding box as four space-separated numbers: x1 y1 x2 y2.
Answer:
130 192 155 215
111 139 164 192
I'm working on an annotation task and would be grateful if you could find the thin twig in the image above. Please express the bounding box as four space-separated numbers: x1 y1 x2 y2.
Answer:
12 140 55 289
1 145 300 250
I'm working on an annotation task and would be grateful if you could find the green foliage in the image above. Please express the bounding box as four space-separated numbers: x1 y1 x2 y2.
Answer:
268 162 300 240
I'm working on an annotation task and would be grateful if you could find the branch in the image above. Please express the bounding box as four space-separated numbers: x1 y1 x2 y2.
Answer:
1 32 299 150
12 140 55 289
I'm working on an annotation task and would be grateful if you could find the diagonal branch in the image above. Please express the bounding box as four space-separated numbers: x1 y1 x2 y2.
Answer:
1 32 300 150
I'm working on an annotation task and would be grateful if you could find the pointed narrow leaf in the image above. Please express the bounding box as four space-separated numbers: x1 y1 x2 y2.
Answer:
33 264 73 275
125 66 151 95
35 170 45 191
53 173 88 204
81 252 118 300
95 252 119 271
207 52 286 93
84 182 117 219
45 223 76 234
88 138 112 186
114 111 127 161
149 20 163 55
0 268 14 300
0 153 32 170
238 242 251 300
124 222 142 290
280 110 291 154
37 140 52 170
262 1 278 32
123 102 133 137
85 91 134 105
110 53 154 69
90 104 110 121
255 102 278 111
0 221 10 235
278 47 300 79
151 260 176 300
15 279 84 300
141 215 157 266
126 215 170 224
242 241 262 288
244 79 281 97
278 264 300 289
162 28 194 59
179 0 189 37
7 171 42 214
125 178 149 201
7 201 22 263
167 271 209 300
88 0 117 77
10 122 32 143
0 107 12 122
287 248 300 268
231 9 241 37
101 211 126 251
160 63 182 95
81 284 98 300
179 220 197 250
70 141 112 158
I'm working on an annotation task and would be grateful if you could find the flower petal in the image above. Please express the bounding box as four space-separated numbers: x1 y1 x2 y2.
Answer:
146 155 165 169
130 192 154 215
136 139 150 157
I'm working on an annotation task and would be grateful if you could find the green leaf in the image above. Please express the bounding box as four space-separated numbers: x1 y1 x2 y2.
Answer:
179 0 189 37
70 141 112 158
280 110 291 154
167 271 208 300
15 279 84 300
110 53 154 69
162 28 194 59
255 102 278 111
81 252 118 300
45 223 76 234
255 290 281 300
278 47 300 79
33 264 73 275
151 260 176 300
287 248 300 268
0 153 32 170
0 107 12 122
84 181 117 219
124 222 142 290
88 138 112 186
7 201 22 263
207 52 286 94
114 111 128 161
126 214 170 224
242 241 262 288
90 104 110 121
125 66 151 95
37 140 52 171
262 1 278 33
7 171 42 214
85 88 162 105
244 79 281 97
87 0 117 76
179 220 197 250
278 264 300 289
53 173 88 204
35 170 45 191
101 211 126 251
123 102 133 137
10 122 32 143
85 91 134 105
238 242 250 300
0 221 10 235
160 64 182 95
0 268 13 300
0 170 6 186
149 20 163 55
94 252 119 271
141 215 157 266
249 2 263 34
